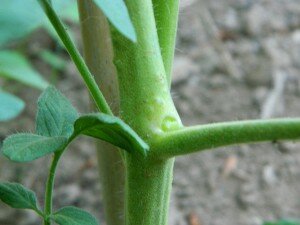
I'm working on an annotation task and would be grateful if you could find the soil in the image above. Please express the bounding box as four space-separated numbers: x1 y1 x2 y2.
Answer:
1 0 300 225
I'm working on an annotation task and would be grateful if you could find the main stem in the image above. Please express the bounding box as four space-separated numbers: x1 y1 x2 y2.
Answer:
125 156 175 225
112 0 181 224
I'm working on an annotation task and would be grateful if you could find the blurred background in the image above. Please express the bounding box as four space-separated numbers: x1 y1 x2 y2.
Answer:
1 0 300 224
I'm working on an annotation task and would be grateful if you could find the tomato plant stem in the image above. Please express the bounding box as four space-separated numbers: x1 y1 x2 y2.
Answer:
111 0 182 224
125 156 174 225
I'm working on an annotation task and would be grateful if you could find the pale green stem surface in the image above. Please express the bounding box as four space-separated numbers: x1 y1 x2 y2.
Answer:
78 1 126 225
153 118 300 158
37 0 112 115
153 0 180 86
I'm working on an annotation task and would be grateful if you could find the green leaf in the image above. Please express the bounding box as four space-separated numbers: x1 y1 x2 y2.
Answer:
36 86 78 137
51 206 99 225
0 182 40 211
93 0 136 42
0 0 44 46
73 113 149 156
2 133 67 162
39 50 67 71
0 0 77 46
0 51 48 90
263 220 300 225
55 0 79 22
0 91 25 121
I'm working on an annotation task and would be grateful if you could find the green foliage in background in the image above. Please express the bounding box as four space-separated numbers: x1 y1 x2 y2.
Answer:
264 219 300 225
0 0 78 122
0 90 24 121
0 0 78 46
0 51 48 89
93 0 136 41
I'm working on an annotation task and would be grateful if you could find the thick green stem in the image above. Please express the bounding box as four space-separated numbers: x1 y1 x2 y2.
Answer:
43 152 62 225
112 0 181 138
153 0 180 87
38 0 112 114
125 156 174 225
77 1 126 225
112 1 181 224
152 118 300 158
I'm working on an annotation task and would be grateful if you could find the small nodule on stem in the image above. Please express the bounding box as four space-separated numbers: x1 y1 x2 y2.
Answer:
161 115 181 132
